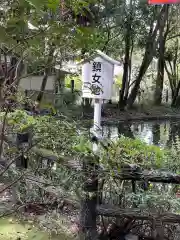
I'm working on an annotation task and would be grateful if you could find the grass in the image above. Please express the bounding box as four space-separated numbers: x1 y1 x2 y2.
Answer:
0 217 73 240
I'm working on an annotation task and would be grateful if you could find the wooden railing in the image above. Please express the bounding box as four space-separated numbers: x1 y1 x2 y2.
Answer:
3 134 180 239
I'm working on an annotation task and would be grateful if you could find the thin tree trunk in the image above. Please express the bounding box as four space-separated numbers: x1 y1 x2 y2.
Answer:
154 5 169 105
154 40 165 105
124 41 134 103
165 39 179 106
127 56 152 107
165 61 175 100
171 80 180 107
36 73 48 103
36 45 55 103
127 5 167 108
119 0 132 109
0 84 4 106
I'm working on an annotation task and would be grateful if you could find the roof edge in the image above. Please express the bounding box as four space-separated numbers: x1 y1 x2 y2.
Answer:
96 50 121 65
77 50 121 66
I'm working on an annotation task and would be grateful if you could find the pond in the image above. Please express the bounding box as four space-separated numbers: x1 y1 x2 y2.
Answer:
102 120 180 148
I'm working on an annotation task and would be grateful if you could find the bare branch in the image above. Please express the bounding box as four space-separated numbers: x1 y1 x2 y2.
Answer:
0 107 8 158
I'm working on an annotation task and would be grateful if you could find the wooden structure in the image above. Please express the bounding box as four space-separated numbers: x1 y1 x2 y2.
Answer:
4 134 180 239
29 146 180 240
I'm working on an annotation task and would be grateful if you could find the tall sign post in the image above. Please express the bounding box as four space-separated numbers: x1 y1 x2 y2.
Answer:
82 50 120 141
80 51 120 240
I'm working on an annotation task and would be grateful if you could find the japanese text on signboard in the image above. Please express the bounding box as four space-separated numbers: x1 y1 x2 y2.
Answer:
83 61 103 96
91 61 103 96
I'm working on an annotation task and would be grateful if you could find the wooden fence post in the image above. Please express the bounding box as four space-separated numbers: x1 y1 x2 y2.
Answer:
15 131 31 209
16 132 31 168
155 219 164 240
79 156 98 240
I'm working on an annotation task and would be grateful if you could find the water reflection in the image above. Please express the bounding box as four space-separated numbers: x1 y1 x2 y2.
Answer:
102 121 180 148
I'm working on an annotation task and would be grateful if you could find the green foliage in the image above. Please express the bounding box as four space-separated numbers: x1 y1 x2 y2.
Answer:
0 217 74 240
33 115 80 155
3 0 180 234
39 102 56 114
126 191 180 213
114 74 122 88
4 110 84 155
0 110 36 132
65 75 82 91
101 137 166 169
3 108 180 236
72 134 180 173
73 135 93 157
63 90 80 105
5 110 180 174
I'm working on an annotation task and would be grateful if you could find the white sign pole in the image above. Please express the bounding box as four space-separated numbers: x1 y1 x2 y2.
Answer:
81 52 120 151
93 99 102 131
93 98 102 152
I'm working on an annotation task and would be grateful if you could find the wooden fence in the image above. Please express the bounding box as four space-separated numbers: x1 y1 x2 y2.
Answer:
3 134 180 240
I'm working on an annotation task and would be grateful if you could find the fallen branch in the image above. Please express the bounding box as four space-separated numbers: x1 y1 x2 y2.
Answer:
4 137 180 184
113 169 180 184
30 148 180 184
97 204 180 223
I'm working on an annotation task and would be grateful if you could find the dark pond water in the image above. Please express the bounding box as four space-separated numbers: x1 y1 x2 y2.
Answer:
102 120 180 148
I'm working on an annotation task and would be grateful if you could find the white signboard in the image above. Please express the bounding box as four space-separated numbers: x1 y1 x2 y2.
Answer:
82 56 114 99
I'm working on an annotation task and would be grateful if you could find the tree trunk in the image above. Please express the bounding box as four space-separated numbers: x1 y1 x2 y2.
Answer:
127 5 167 108
171 80 180 107
164 61 175 101
165 89 168 103
79 157 98 240
119 0 132 109
154 40 165 105
124 44 133 104
54 70 65 106
36 73 48 103
127 56 152 107
154 5 169 105
165 39 180 107
2 54 24 103
36 45 55 103
0 84 4 106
